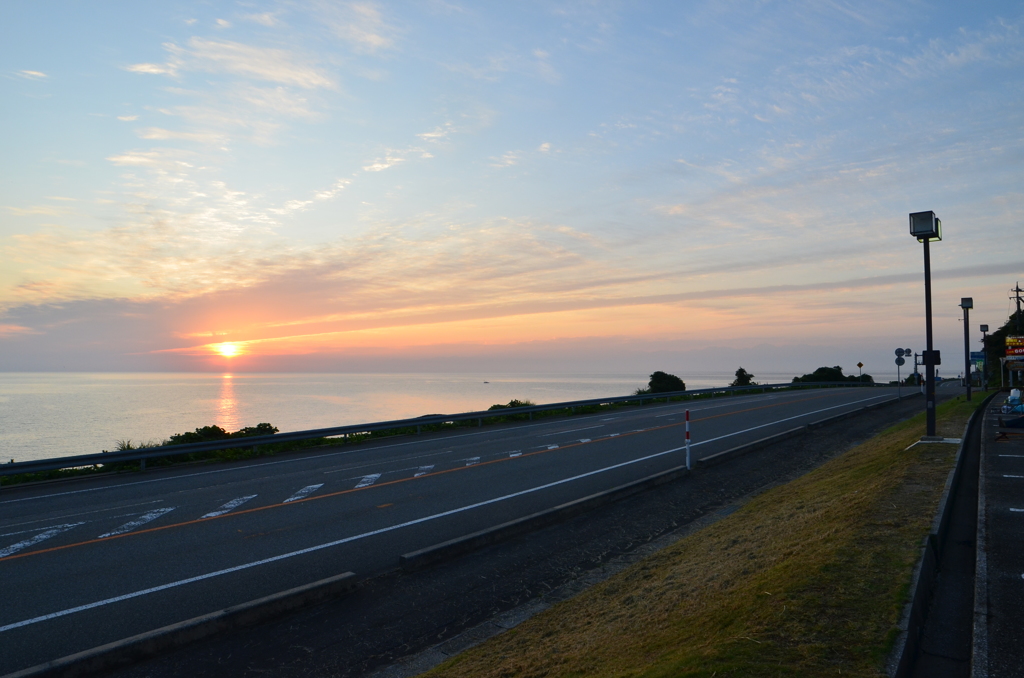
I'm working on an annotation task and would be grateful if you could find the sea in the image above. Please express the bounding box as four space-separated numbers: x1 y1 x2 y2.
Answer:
0 371 801 463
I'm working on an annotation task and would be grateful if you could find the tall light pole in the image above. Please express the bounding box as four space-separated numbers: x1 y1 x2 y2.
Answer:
960 297 972 401
981 324 989 391
910 211 941 438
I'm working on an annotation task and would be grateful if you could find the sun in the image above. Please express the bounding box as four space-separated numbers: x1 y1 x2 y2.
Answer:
215 342 240 358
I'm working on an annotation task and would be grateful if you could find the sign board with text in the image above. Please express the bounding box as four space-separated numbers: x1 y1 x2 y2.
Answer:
1007 336 1024 357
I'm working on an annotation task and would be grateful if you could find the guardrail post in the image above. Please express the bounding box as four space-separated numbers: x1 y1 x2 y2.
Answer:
685 409 691 470
140 458 146 471
477 418 482 427
529 412 533 420
416 425 421 435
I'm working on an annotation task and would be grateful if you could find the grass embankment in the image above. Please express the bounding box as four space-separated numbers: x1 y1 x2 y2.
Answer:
426 396 980 678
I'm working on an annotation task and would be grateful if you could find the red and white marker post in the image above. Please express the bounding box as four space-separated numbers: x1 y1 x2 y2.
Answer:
685 409 691 470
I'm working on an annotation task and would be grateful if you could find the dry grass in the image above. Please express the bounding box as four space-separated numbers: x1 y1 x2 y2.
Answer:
425 396 978 678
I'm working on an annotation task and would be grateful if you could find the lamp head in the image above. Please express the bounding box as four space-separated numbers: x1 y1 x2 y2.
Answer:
909 211 941 241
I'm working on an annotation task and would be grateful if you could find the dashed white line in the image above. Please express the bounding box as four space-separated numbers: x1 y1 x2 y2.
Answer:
202 496 256 519
414 465 434 477
539 425 603 437
1004 475 1024 479
998 454 1024 458
509 451 522 458
100 508 176 538
578 439 591 443
284 485 323 503
547 445 559 450
0 523 84 558
1009 508 1023 512
354 474 381 489
465 457 480 466
608 433 620 437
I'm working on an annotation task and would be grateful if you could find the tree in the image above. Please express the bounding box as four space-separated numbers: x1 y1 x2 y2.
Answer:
792 366 873 384
648 371 686 393
730 367 757 387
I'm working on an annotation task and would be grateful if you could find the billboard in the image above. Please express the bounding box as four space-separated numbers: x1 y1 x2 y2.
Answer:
1007 336 1024 360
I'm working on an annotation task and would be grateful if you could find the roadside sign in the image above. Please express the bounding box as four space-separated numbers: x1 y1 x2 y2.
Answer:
895 348 905 357
1007 336 1024 357
895 356 906 366
971 351 985 361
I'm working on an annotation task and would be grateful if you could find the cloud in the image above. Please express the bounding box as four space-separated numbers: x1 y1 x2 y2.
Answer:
0 324 36 337
538 142 551 152
17 70 47 80
363 150 407 171
417 122 455 142
117 115 139 121
136 127 226 144
216 19 232 28
242 12 281 27
4 205 69 217
490 151 521 167
318 2 396 54
127 62 178 76
128 38 333 89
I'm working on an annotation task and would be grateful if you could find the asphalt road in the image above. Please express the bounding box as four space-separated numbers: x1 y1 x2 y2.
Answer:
977 398 1024 678
0 386 901 673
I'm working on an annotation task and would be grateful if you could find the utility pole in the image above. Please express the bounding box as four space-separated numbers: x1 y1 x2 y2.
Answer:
1013 281 1023 333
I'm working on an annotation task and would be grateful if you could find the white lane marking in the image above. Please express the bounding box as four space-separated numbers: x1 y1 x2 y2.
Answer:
509 451 522 458
465 457 480 467
547 445 559 450
655 413 678 418
414 465 434 477
601 417 619 421
608 433 620 437
1 510 154 538
202 496 256 519
5 390 890 505
354 474 381 489
999 454 1024 458
0 501 167 531
539 425 604 437
1004 475 1024 479
0 393 901 632
578 439 591 443
1009 508 1023 512
284 484 323 503
0 437 701 633
0 523 84 558
99 508 176 538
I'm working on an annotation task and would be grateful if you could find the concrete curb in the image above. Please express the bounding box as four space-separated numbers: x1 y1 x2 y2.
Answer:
399 465 690 571
886 391 996 678
971 405 992 678
3 572 358 678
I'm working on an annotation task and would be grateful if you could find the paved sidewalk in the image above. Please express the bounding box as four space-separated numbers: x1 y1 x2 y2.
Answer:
973 400 1024 678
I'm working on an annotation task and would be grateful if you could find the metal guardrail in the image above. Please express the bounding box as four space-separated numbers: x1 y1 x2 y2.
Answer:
1 381 882 478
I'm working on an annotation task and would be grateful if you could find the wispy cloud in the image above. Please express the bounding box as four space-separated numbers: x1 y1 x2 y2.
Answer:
490 151 521 168
127 38 334 89
16 70 47 80
317 2 397 54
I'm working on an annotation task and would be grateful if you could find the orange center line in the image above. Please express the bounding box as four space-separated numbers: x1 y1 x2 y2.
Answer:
1 392 835 563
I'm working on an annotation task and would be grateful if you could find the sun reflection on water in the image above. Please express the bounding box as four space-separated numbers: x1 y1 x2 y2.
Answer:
217 374 239 432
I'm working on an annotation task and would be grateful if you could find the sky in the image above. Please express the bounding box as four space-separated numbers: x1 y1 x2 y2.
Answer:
1 1 1023 378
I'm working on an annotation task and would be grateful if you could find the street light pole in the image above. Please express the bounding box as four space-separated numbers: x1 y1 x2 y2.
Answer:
981 324 989 391
910 211 941 438
961 298 973 402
